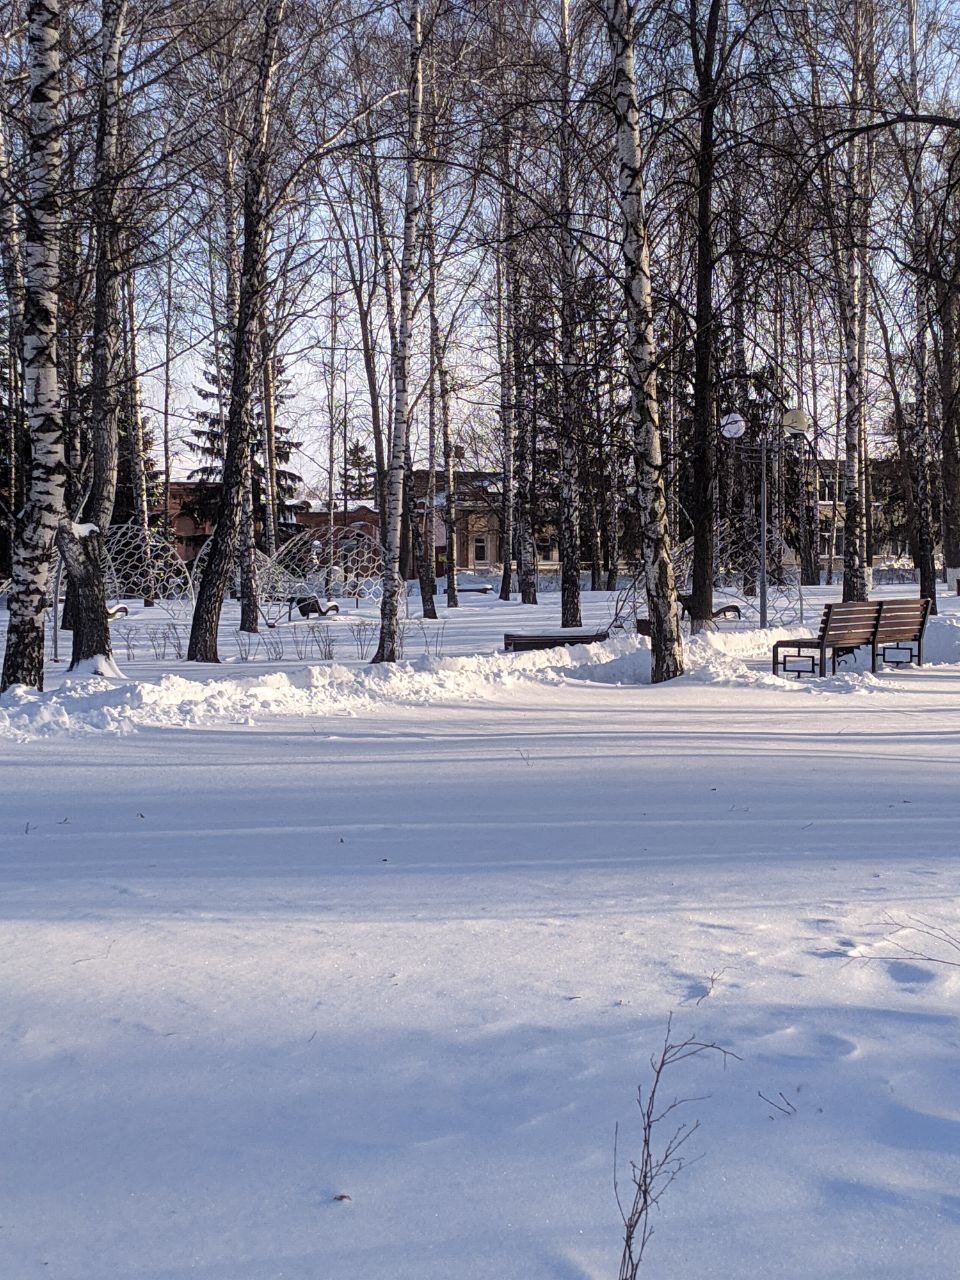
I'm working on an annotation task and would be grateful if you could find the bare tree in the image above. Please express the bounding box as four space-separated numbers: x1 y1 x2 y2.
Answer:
374 0 424 663
189 0 286 662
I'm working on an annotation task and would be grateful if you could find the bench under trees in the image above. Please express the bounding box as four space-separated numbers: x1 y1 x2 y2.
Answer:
772 598 931 678
677 594 742 623
504 630 610 653
287 596 340 621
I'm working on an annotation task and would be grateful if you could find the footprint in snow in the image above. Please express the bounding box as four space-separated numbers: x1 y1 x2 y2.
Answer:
813 1032 858 1061
886 960 936 987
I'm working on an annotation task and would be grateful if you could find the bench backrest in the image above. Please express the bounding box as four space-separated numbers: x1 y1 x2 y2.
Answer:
876 597 931 644
818 600 883 647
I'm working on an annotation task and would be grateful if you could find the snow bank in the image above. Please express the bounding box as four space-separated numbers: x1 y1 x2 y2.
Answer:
562 625 889 693
5 614 950 741
684 627 878 691
916 611 960 664
0 641 614 740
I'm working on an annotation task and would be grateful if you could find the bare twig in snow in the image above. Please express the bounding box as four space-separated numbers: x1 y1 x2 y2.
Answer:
616 1015 738 1279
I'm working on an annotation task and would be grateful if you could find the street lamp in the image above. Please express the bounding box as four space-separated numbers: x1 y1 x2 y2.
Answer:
719 412 747 440
782 409 810 437
720 405 810 629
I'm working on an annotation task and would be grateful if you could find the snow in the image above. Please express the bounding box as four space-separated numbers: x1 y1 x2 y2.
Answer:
68 520 100 538
1 584 960 1278
70 652 126 679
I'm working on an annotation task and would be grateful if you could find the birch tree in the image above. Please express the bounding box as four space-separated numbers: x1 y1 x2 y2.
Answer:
0 106 24 579
373 0 423 663
605 0 683 681
556 0 582 629
1 0 67 691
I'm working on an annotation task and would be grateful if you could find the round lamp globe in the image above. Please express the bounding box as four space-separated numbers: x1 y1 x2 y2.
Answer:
783 408 810 436
719 412 747 440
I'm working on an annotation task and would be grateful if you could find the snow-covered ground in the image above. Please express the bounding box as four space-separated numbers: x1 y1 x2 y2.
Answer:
2 584 960 1278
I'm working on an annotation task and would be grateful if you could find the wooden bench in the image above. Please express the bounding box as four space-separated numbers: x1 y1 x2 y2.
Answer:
875 597 932 667
438 583 493 594
772 598 931 678
504 630 609 653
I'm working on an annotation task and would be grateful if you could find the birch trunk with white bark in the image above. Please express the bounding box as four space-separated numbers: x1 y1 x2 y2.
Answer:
2 0 68 692
604 0 683 682
374 0 423 662
557 0 581 629
0 116 25 571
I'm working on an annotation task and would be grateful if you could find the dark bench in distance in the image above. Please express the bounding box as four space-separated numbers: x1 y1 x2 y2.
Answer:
504 630 609 653
288 595 341 621
772 598 931 678
678 594 742 623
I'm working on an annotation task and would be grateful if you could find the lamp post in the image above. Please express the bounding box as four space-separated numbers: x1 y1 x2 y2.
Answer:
720 406 810 629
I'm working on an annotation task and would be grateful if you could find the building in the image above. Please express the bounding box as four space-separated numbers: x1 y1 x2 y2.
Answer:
151 479 220 564
816 456 911 567
289 499 380 543
407 471 561 574
151 472 563 577
151 478 299 564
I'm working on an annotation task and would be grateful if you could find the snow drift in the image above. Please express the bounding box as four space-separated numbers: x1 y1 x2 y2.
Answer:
3 615 956 741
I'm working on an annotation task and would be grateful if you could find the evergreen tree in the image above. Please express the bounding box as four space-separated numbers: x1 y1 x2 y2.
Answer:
341 439 375 501
189 348 231 484
190 343 302 530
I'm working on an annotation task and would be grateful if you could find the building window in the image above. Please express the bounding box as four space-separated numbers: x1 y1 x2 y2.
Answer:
474 536 488 563
819 476 839 503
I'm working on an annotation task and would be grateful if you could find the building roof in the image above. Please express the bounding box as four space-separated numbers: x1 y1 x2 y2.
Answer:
409 470 501 503
290 498 378 515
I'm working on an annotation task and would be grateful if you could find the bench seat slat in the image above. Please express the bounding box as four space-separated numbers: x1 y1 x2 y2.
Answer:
824 629 878 644
877 625 927 638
